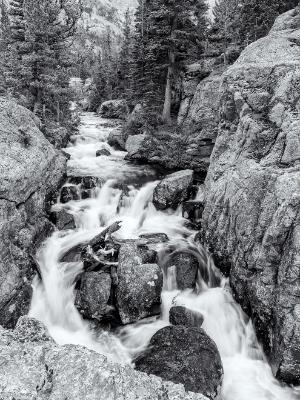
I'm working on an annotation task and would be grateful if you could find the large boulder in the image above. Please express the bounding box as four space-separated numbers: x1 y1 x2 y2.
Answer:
116 243 163 324
125 134 151 161
0 97 67 328
75 272 112 321
0 317 208 400
202 8 300 384
153 170 194 210
135 326 223 399
98 99 129 120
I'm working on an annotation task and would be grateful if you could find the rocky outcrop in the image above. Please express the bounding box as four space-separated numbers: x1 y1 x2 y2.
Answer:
153 170 194 210
0 317 208 400
98 99 129 120
201 8 300 384
0 98 67 328
116 243 163 324
135 325 223 399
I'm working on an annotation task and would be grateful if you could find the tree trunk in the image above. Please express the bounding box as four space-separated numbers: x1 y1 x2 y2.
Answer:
162 51 175 124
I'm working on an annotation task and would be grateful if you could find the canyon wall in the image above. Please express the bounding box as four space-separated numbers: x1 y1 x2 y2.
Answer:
0 98 67 328
201 9 300 384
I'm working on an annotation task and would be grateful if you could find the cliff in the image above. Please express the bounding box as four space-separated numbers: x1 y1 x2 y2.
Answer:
0 98 67 328
201 8 300 384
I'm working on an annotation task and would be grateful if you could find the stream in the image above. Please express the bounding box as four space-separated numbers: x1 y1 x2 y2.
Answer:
29 113 299 400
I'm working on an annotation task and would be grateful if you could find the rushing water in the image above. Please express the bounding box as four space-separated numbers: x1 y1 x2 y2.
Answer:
30 113 299 400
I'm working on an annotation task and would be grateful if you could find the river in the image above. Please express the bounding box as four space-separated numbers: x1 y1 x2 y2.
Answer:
29 113 299 400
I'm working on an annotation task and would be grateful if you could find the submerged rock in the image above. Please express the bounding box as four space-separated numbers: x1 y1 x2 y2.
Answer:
0 317 208 400
169 306 204 328
201 8 300 384
135 325 223 399
98 99 129 120
153 170 194 210
75 272 112 321
96 148 111 157
116 243 163 324
165 251 199 290
0 98 66 328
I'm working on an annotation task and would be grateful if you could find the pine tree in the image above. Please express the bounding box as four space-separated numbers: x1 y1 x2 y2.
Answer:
119 8 133 101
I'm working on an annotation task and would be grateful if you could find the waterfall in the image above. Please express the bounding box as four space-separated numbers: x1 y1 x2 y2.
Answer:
30 112 299 400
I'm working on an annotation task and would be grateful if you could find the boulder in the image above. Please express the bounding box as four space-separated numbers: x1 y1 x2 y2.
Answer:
125 134 150 161
165 251 199 290
107 128 127 150
98 99 129 120
153 170 194 210
0 317 208 400
134 326 223 399
96 148 111 157
169 306 204 328
139 233 169 245
201 8 300 384
50 209 76 230
75 272 112 321
0 98 66 328
117 243 163 324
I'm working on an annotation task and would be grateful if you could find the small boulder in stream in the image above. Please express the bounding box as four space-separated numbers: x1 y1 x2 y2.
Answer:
165 251 199 290
60 185 80 203
134 325 223 399
153 170 194 210
117 242 163 324
75 272 112 321
96 148 111 157
169 306 204 328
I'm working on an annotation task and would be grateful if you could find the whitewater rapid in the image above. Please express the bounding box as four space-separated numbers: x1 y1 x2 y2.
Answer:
30 113 299 400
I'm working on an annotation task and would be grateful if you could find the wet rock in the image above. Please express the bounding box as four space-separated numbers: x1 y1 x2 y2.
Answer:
165 251 199 290
202 9 300 384
69 176 102 200
60 185 80 203
0 98 67 328
14 316 54 343
107 128 127 150
153 170 194 210
75 272 112 321
125 134 150 161
169 306 204 328
0 319 208 400
117 243 163 324
96 148 111 157
98 99 129 120
139 233 169 245
135 325 223 399
50 209 75 230
60 243 85 263
182 201 204 227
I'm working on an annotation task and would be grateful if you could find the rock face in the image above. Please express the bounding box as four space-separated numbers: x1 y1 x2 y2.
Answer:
0 98 67 328
0 317 208 400
116 243 163 324
135 326 223 399
98 99 129 120
153 170 194 210
201 8 300 384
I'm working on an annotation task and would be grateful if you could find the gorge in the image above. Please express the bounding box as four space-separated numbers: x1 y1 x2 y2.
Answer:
0 3 299 400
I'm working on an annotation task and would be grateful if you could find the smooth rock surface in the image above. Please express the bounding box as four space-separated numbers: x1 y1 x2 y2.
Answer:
135 326 223 399
153 170 194 210
116 243 163 324
0 317 208 400
202 8 300 384
0 98 67 328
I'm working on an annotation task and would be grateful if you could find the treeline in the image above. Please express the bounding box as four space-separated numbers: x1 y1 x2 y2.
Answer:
88 0 299 124
0 0 82 130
